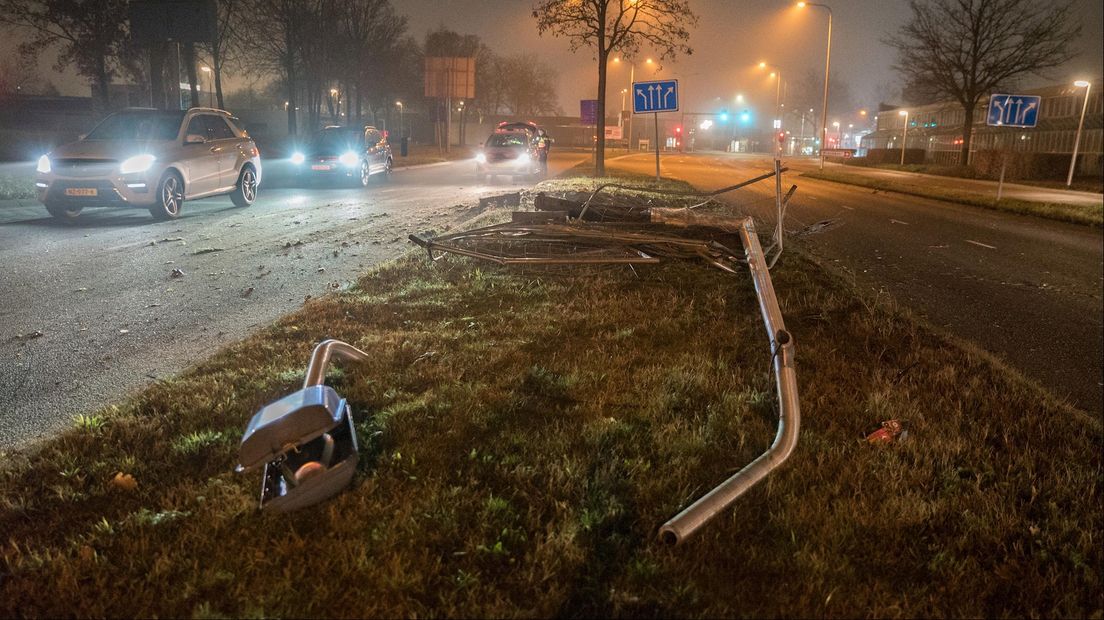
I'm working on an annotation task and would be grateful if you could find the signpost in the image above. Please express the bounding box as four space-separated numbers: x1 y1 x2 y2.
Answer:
633 79 679 180
986 93 1041 128
986 93 1041 200
425 57 476 153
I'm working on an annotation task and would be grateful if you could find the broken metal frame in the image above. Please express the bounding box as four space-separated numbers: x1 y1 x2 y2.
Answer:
409 163 802 543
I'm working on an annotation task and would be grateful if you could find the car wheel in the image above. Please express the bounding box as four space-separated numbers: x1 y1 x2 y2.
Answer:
380 157 393 182
231 166 258 207
45 202 82 221
358 161 370 187
149 171 184 220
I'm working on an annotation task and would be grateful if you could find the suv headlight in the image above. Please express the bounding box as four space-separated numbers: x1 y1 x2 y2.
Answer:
339 151 359 167
518 153 531 164
119 154 157 174
290 151 305 165
475 153 486 164
36 155 51 174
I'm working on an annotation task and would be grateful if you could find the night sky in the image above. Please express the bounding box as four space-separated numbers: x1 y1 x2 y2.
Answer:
5 0 1102 118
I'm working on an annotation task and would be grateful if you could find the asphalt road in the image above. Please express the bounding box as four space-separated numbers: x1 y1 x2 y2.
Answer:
0 151 590 448
611 152 1103 415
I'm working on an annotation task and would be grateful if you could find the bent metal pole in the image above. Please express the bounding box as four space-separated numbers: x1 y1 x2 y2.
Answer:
659 217 800 545
303 339 371 389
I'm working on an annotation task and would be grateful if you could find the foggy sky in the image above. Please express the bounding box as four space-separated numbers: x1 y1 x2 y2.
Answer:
6 0 1102 122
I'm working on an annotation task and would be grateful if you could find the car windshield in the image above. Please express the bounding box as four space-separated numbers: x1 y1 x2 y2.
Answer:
311 129 362 153
487 133 528 147
84 110 186 141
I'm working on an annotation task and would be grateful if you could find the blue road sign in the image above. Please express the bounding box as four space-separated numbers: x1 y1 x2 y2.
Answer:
580 99 598 125
987 93 1041 128
633 79 679 114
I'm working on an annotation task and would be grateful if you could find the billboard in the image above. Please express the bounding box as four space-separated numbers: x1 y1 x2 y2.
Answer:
129 0 216 43
424 57 476 99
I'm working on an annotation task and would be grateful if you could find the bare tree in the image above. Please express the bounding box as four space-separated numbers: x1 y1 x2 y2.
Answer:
239 0 313 135
885 0 1080 164
0 0 130 113
202 0 247 110
498 53 561 115
533 0 696 176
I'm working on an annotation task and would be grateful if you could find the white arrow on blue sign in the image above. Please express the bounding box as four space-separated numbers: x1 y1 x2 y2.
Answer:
633 79 679 114
987 93 1041 128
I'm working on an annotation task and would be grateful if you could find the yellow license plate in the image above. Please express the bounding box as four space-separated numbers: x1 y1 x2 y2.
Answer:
311 165 331 171
64 188 97 197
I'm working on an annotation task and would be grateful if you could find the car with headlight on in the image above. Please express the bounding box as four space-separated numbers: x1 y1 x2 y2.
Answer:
35 107 261 221
475 130 544 181
290 125 393 186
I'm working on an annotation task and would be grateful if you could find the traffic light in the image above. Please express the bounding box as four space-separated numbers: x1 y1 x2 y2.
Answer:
777 131 786 144
675 126 682 135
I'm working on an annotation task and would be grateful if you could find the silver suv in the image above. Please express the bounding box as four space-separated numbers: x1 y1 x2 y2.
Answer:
36 107 262 221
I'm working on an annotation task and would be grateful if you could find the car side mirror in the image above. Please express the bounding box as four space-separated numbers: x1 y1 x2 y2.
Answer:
185 134 206 144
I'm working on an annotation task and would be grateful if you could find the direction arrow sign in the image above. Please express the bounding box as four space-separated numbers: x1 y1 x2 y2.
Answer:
633 79 679 114
987 93 1041 128
580 99 599 125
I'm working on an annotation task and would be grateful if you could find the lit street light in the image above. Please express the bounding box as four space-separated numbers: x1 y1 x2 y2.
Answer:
395 101 404 139
758 61 784 129
898 109 909 165
200 65 213 107
798 1 833 170
1067 80 1092 187
613 57 653 149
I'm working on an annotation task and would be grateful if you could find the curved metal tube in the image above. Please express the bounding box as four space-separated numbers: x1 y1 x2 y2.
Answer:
659 218 800 545
302 339 371 389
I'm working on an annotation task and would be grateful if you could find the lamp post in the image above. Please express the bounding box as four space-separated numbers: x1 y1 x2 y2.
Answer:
614 57 652 149
1067 80 1092 187
200 65 213 107
898 109 909 165
798 2 832 170
758 62 784 129
395 101 404 139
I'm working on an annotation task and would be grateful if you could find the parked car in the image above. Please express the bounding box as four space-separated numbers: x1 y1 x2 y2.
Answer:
35 107 261 221
291 125 393 186
475 130 545 181
496 121 552 170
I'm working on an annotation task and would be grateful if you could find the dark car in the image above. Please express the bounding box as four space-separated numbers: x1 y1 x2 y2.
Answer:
475 130 545 181
291 125 392 186
497 121 552 169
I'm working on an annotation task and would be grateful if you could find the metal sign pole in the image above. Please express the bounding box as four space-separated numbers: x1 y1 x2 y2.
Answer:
654 112 660 180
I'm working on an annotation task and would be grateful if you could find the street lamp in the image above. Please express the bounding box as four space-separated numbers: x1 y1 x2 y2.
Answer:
613 57 653 149
798 1 833 170
200 65 213 107
898 109 909 165
1067 80 1092 187
395 101 404 138
758 61 784 128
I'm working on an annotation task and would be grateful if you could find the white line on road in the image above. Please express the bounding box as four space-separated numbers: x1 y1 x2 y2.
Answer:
839 205 854 210
890 218 910 225
965 239 997 250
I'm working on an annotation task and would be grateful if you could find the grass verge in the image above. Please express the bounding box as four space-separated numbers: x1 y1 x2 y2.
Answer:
1 179 1100 617
802 168 1103 227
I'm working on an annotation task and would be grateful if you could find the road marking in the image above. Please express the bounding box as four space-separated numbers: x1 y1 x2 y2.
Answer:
890 218 910 225
839 205 854 210
965 239 997 250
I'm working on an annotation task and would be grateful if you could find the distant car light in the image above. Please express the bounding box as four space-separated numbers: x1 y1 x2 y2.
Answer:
290 151 306 165
475 152 486 164
339 151 359 167
119 154 156 174
36 155 51 174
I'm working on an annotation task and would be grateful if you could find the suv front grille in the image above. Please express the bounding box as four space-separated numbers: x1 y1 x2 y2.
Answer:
53 158 119 178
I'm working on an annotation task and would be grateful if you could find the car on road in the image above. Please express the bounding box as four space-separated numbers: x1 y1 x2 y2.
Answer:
475 129 546 181
291 125 393 186
35 107 261 221
496 121 552 170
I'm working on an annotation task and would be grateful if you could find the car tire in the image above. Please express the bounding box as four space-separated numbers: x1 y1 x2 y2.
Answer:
230 165 258 208
379 157 393 182
149 171 184 220
45 202 82 221
357 161 370 187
